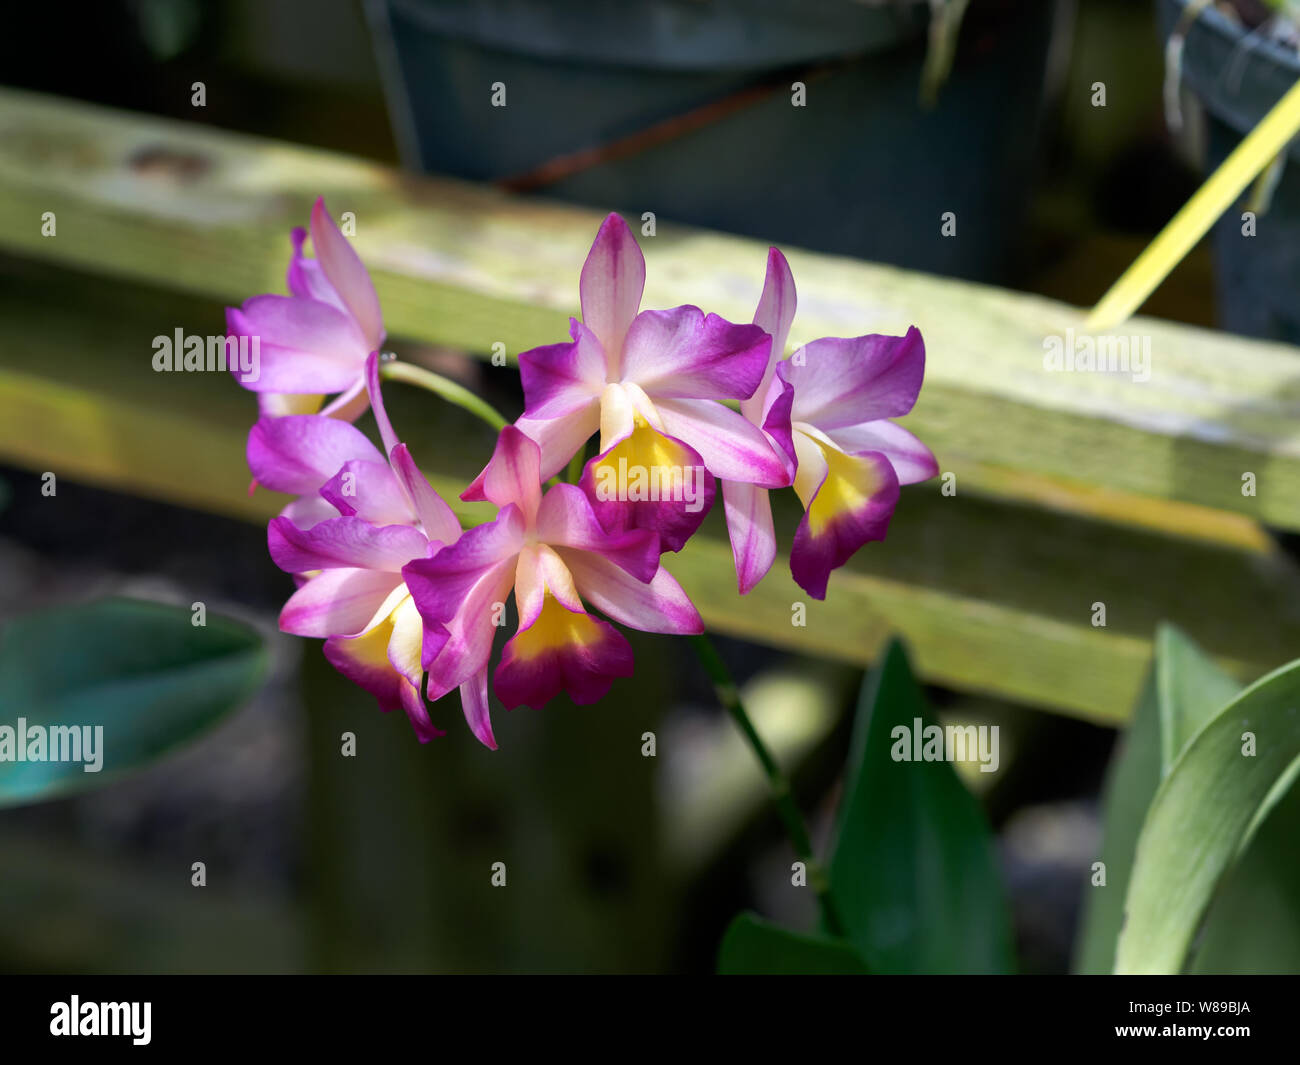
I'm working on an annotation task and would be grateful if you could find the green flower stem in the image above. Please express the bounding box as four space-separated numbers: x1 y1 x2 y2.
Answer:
379 359 508 432
687 632 846 938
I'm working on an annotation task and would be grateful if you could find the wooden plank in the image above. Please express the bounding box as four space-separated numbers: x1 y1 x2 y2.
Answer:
4 270 1299 725
2 88 1300 532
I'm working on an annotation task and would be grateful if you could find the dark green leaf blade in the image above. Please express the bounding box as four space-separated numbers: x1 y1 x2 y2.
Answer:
718 913 870 975
0 598 268 805
827 639 1014 973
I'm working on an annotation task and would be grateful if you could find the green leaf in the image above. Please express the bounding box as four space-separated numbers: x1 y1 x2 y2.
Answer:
717 913 870 975
826 639 1014 973
1116 656 1300 973
1073 671 1162 973
0 598 268 805
1075 624 1241 973
1191 772 1300 973
1156 624 1241 776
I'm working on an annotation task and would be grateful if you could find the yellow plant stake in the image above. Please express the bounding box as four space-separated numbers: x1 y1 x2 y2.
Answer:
1086 76 1300 333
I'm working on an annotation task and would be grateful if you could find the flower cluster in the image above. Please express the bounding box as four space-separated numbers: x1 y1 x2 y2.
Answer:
230 203 935 746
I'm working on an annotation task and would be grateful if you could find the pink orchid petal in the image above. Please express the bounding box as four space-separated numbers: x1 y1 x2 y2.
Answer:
227 297 367 393
318 379 371 421
653 397 790 488
513 320 607 479
789 441 900 601
421 559 517 698
559 549 703 635
621 307 771 401
535 483 659 582
363 351 399 457
460 427 542 524
286 226 345 313
494 600 634 710
320 459 414 526
747 247 798 422
323 596 443 742
824 420 939 486
760 375 797 473
247 415 384 496
579 427 714 554
513 404 602 482
281 567 404 638
279 493 339 531
458 669 497 750
390 444 462 544
403 506 526 626
579 213 645 365
721 479 777 595
324 629 405 712
268 515 428 574
311 197 385 352
512 543 584 626
780 326 926 428
518 318 608 415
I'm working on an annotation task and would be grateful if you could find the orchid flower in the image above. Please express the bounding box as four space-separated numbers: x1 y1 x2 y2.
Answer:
504 213 789 552
227 197 384 421
724 249 938 599
261 354 467 743
403 426 702 740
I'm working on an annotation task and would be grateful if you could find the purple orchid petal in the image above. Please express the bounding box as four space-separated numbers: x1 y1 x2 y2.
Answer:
535 483 660 582
420 559 517 698
268 515 428 575
388 596 445 742
559 549 703 635
493 545 634 709
823 420 939 486
780 326 926 428
518 318 608 414
286 226 346 313
280 493 340 531
280 567 405 638
721 479 777 595
318 379 371 422
359 352 463 541
363 351 399 458
457 669 497 750
320 459 415 526
247 415 384 496
390 444 462 544
311 197 385 352
514 319 607 478
748 247 798 420
579 425 714 554
323 595 444 742
324 628 405 711
227 297 367 394
760 374 797 474
580 213 645 366
788 437 900 600
494 609 634 710
460 427 542 524
653 397 790 488
403 505 526 626
621 307 771 401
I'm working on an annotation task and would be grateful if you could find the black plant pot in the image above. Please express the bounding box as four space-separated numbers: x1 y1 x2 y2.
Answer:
1158 0 1300 342
368 0 1059 284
